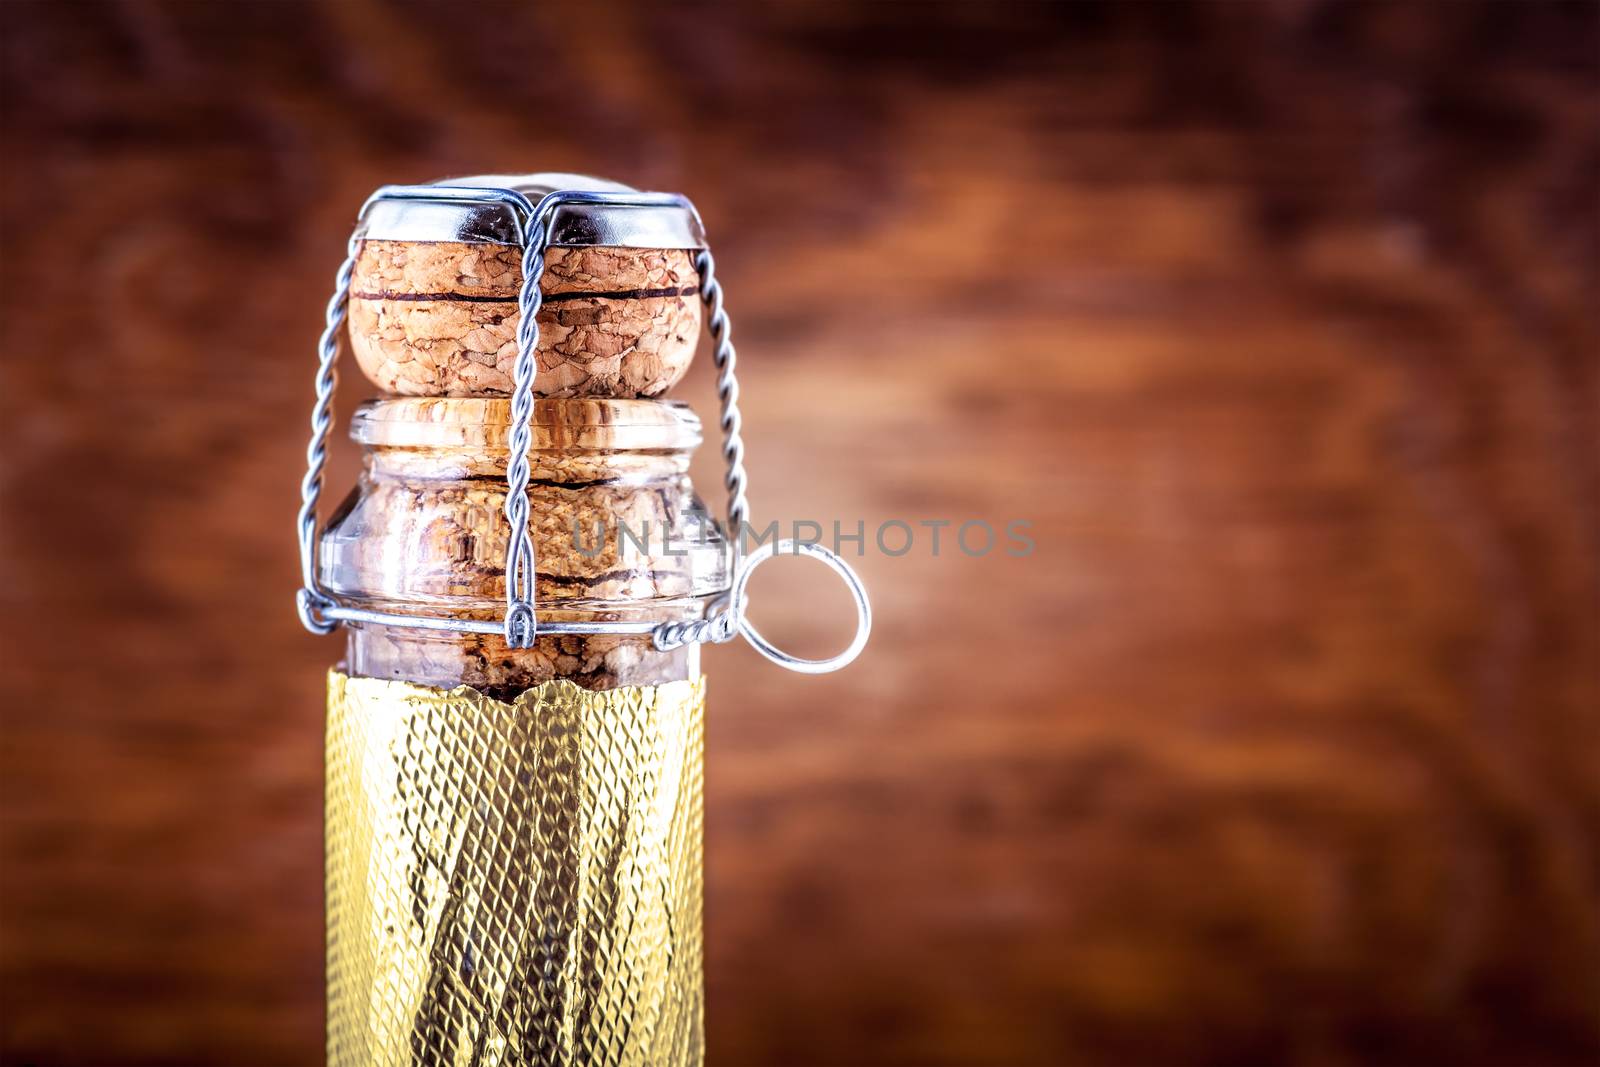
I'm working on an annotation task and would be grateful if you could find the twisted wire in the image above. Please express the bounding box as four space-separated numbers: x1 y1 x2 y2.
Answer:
295 235 360 633
654 248 750 651
502 212 552 647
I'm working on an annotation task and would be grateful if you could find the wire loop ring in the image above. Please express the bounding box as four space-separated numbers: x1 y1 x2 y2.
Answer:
727 540 872 674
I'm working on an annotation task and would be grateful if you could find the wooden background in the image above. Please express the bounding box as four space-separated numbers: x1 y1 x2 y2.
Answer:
2 2 1597 1064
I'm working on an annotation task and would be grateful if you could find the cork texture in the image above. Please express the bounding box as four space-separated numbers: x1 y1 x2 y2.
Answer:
320 398 728 694
330 446 718 695
344 629 694 698
350 242 701 398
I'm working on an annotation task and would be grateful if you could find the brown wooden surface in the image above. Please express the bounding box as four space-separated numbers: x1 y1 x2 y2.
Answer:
2 2 1598 1064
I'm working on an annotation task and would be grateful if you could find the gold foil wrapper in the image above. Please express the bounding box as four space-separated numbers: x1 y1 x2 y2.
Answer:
325 671 705 1066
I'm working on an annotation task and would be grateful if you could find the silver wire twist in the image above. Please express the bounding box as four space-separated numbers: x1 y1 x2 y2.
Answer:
501 210 552 647
653 247 751 651
295 233 360 635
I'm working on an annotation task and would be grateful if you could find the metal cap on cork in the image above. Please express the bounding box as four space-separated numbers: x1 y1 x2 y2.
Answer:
359 173 707 249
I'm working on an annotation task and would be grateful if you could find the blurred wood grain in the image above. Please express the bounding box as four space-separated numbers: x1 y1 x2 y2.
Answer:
2 2 1597 1064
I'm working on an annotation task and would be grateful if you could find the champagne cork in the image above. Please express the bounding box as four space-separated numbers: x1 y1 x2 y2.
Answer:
348 174 704 398
323 175 727 694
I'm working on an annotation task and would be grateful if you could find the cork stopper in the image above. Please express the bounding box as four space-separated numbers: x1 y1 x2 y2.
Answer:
348 174 704 399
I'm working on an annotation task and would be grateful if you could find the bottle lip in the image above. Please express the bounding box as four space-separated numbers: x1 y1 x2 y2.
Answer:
350 397 702 452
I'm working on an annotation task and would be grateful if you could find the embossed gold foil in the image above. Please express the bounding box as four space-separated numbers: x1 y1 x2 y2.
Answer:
325 671 705 1066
